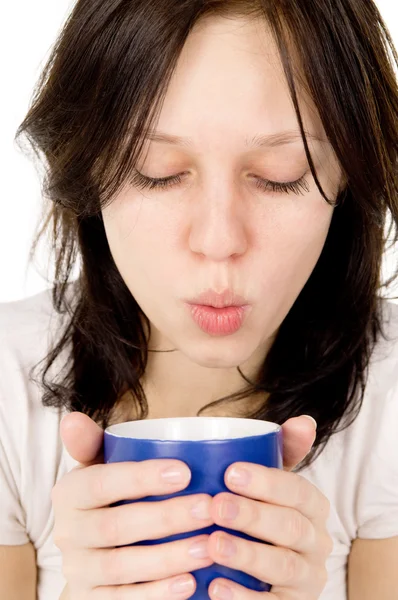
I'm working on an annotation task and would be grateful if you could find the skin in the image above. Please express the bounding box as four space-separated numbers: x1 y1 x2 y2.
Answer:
101 15 344 419
55 412 328 600
60 13 345 600
2 14 396 600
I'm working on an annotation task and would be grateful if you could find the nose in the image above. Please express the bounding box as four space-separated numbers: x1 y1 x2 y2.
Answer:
188 182 249 261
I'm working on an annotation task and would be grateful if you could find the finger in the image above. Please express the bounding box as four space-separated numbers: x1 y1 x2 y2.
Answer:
66 534 213 587
208 577 278 600
61 412 104 466
224 463 330 523
281 416 317 471
52 459 192 510
207 530 308 589
211 492 316 554
91 574 196 599
68 493 213 548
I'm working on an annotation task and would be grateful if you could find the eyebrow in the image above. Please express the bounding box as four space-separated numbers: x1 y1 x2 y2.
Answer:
141 129 329 148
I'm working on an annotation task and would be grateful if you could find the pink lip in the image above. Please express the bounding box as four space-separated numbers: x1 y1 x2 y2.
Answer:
185 289 251 336
188 289 248 309
188 304 250 336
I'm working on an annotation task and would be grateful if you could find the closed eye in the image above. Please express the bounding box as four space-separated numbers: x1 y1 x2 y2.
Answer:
130 170 310 196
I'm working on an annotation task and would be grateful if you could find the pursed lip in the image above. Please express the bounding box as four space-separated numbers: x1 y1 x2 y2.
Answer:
186 288 249 309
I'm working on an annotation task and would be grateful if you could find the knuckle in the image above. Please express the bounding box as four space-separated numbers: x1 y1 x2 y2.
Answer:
321 565 329 587
61 553 79 585
293 476 312 509
286 511 307 547
89 466 109 505
52 524 70 550
98 508 120 547
101 547 126 585
244 499 261 531
323 532 334 557
241 537 258 573
162 546 176 573
322 495 331 519
280 548 302 585
130 463 145 490
148 541 176 578
159 501 175 531
108 584 129 600
316 565 329 590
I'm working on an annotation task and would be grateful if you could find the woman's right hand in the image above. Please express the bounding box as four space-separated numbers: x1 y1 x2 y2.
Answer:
53 412 214 599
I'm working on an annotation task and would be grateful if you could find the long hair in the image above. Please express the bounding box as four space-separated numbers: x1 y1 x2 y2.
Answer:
15 0 398 468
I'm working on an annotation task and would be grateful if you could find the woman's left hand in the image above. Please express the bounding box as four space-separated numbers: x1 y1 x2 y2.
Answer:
207 415 333 600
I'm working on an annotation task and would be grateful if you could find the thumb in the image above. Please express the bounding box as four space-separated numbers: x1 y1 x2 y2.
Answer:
281 415 317 471
60 411 104 467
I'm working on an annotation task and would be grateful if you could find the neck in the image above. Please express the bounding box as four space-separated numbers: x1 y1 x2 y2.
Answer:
138 331 273 420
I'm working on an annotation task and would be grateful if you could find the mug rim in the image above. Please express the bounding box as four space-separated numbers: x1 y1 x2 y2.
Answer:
105 416 281 441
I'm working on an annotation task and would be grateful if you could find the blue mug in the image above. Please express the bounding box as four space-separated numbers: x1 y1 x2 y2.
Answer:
104 416 283 598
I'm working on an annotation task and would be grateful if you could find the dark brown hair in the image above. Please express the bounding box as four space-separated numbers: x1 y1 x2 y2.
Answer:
15 0 398 468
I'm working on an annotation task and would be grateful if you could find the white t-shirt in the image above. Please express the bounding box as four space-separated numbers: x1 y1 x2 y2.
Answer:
1 286 398 600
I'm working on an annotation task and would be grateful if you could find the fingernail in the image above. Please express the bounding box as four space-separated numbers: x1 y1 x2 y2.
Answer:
188 539 209 559
170 575 195 595
161 465 190 484
217 535 236 557
226 466 251 487
219 499 239 520
213 582 234 599
191 499 211 520
302 415 317 429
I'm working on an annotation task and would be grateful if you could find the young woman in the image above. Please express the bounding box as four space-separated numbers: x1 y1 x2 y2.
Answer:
1 0 398 599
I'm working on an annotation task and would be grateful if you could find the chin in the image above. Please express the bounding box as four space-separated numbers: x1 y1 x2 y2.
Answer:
181 336 257 369
192 355 243 369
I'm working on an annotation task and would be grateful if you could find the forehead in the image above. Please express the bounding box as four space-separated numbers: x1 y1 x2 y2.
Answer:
145 15 327 156
141 129 329 150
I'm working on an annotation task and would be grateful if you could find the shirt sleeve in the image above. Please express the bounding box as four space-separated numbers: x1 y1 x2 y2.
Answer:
0 404 29 545
356 379 398 539
0 308 30 546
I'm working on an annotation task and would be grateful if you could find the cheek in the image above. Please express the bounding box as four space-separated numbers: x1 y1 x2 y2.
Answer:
102 197 177 283
255 197 334 294
103 188 334 300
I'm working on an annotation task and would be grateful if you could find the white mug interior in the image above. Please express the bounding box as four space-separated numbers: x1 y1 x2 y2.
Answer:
106 416 280 441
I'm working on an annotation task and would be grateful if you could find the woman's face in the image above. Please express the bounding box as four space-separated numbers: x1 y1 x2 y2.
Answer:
102 16 344 370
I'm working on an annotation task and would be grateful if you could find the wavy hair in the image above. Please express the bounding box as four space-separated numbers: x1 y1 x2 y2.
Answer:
15 0 398 468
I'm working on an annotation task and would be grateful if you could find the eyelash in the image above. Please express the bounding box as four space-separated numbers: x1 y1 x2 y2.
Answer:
130 171 310 196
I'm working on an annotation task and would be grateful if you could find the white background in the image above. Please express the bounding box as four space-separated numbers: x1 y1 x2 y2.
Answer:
1 1 397 303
